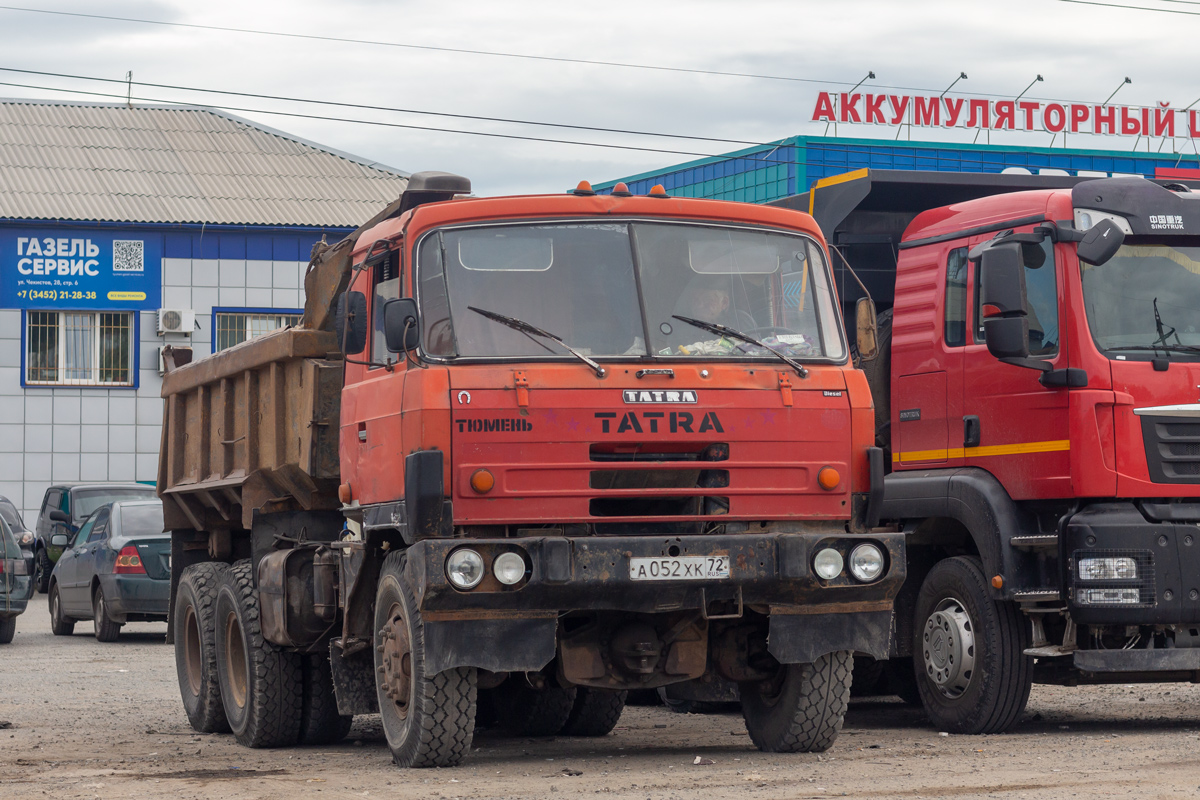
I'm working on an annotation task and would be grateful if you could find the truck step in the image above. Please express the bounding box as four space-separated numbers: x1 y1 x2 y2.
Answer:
1075 648 1200 672
1009 534 1059 548
1011 590 1061 600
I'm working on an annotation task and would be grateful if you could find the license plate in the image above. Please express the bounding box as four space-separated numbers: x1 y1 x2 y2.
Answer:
629 555 730 581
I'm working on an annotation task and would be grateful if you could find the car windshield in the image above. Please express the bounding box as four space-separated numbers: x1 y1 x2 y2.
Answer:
117 503 166 538
73 487 158 520
418 221 845 362
1081 241 1200 353
0 499 23 531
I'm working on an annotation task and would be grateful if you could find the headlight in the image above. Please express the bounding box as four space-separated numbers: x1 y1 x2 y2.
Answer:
813 548 844 580
18 532 33 546
849 544 884 582
1077 557 1137 581
492 552 527 585
446 549 485 590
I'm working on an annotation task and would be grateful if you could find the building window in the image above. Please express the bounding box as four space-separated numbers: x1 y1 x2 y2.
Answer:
25 311 134 386
214 310 302 351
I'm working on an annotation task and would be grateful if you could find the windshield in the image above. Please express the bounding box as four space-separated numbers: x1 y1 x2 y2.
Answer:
73 487 157 520
418 221 845 362
1081 241 1200 353
0 499 23 531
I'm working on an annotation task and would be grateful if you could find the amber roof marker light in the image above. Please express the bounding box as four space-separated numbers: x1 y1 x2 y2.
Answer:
572 180 596 196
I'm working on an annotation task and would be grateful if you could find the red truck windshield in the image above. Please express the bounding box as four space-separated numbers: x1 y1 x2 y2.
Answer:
416 220 846 363
1081 241 1200 354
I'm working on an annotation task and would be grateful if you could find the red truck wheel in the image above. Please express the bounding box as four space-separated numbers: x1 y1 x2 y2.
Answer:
174 562 231 734
740 650 852 753
374 551 476 768
214 560 304 748
913 556 1031 734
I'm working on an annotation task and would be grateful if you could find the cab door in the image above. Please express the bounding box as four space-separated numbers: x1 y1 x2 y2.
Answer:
960 232 1071 500
340 248 408 506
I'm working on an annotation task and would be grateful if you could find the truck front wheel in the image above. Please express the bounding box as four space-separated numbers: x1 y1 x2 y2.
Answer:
174 562 231 733
913 556 1031 734
739 650 852 753
214 560 304 747
374 551 476 768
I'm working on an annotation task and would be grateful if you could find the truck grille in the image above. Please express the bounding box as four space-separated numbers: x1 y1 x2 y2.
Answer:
1140 417 1200 484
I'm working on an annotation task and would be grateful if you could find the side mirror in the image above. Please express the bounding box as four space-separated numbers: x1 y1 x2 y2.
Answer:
50 533 69 547
334 292 368 355
979 244 1031 361
1077 218 1124 266
855 297 878 361
384 298 421 353
49 510 70 523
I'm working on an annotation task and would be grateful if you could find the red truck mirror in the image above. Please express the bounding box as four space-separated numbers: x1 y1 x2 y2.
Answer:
335 292 368 355
383 298 421 353
979 244 1031 361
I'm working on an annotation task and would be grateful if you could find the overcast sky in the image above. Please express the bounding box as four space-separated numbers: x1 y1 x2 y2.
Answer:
2 0 1197 196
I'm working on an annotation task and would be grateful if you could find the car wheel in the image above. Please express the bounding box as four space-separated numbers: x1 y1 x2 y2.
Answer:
375 550 476 767
214 560 303 748
0 616 15 644
913 556 1032 734
34 548 52 594
93 586 122 642
49 583 74 636
740 650 853 753
174 562 232 734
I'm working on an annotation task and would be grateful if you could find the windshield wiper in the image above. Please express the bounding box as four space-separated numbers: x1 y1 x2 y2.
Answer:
468 306 607 377
1107 344 1200 355
672 315 808 378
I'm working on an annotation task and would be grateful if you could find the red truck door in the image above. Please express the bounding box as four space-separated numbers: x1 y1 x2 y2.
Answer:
959 234 1071 499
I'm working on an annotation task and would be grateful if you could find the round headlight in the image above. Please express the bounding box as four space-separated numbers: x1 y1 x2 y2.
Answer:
446 549 485 590
849 544 884 582
18 531 34 546
493 552 527 586
813 547 844 580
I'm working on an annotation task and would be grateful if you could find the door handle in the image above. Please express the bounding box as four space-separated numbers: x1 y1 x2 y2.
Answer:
964 415 981 448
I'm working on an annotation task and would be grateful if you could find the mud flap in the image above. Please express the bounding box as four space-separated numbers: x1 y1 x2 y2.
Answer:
423 617 557 674
768 609 893 664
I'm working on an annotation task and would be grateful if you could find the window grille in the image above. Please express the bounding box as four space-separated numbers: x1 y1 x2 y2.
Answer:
24 311 133 386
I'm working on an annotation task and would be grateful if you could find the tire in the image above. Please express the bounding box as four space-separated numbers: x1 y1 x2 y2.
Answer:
49 583 74 636
740 650 852 753
375 550 476 767
300 652 354 745
175 562 231 734
491 678 576 737
214 560 304 748
0 616 15 644
859 307 892 452
34 548 52 594
559 688 626 736
93 586 122 642
913 556 1032 734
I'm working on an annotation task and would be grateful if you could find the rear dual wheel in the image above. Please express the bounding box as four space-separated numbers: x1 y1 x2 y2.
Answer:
740 650 853 753
175 562 231 734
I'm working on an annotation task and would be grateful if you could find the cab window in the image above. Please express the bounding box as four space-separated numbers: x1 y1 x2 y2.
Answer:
371 250 402 365
945 248 968 347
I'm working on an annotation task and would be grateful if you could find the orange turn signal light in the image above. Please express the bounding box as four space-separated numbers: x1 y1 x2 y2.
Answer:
992 575 1004 589
981 303 1002 319
817 466 841 491
470 469 496 494
338 482 353 504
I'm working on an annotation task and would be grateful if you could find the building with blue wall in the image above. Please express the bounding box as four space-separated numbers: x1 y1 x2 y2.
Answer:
595 135 1200 202
0 100 408 522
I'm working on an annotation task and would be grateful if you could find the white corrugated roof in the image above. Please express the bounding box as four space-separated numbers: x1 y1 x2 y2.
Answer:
0 99 409 227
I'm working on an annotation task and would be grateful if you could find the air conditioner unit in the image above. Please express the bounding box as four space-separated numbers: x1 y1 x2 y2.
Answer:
157 308 195 335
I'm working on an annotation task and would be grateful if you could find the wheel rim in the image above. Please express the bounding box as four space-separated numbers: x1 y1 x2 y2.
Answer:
922 596 976 699
94 593 104 633
50 589 59 622
223 611 248 709
183 605 203 696
379 601 413 720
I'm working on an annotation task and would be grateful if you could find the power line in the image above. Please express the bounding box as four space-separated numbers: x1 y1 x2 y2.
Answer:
1056 0 1200 13
0 66 771 148
0 5 867 87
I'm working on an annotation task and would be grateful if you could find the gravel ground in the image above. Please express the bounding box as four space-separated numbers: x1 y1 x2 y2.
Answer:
4 598 1200 799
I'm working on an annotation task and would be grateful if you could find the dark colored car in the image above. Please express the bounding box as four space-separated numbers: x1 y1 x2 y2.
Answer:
47 500 170 642
0 495 34 576
1 514 34 643
33 482 159 593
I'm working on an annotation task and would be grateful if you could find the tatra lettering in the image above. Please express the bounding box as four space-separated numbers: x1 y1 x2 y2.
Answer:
617 412 643 434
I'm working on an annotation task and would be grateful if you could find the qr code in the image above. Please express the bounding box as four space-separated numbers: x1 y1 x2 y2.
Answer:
112 240 144 272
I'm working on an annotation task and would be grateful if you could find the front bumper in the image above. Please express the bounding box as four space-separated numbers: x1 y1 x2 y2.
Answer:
404 531 905 674
1064 502 1200 625
98 573 170 621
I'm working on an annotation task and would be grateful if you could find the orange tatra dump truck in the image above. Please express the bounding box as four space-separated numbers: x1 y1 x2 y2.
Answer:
157 172 905 767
